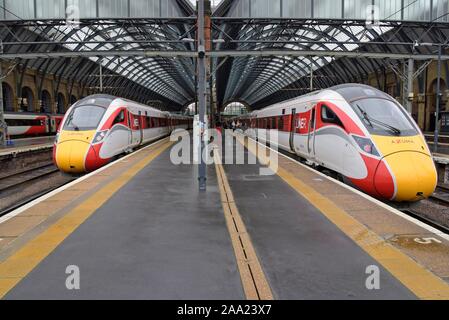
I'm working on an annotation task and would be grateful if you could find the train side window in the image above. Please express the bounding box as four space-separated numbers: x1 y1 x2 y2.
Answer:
112 110 125 125
321 105 343 127
5 119 41 127
278 116 284 131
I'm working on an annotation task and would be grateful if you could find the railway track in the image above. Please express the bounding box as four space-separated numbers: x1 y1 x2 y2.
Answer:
0 163 76 217
428 185 449 207
0 163 60 194
400 208 449 234
0 181 73 218
0 136 172 218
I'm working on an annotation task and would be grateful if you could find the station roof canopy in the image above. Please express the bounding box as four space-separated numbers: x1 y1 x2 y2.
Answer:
1 0 449 110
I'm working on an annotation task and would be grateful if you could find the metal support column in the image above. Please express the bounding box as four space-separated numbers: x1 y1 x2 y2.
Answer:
434 44 442 153
99 60 103 93
198 0 207 191
0 63 6 147
309 61 313 91
406 58 414 114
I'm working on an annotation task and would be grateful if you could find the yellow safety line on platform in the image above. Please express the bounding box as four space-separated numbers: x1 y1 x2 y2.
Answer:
214 151 273 300
237 134 449 300
0 140 172 299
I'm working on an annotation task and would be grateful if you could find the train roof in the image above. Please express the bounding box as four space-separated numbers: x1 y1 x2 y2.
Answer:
72 94 191 119
250 84 395 116
329 83 394 103
73 94 117 109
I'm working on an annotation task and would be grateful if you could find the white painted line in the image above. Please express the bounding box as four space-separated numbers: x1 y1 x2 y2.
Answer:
241 134 449 242
0 137 169 225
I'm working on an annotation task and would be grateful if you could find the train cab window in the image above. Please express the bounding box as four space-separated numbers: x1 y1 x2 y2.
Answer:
112 110 125 125
63 105 106 131
351 98 418 136
321 105 343 127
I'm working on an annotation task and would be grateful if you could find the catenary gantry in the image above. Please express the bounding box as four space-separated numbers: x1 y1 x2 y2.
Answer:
1 0 449 111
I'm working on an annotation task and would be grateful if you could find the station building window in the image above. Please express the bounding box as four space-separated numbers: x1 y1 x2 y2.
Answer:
185 102 196 115
20 87 35 112
41 90 52 113
2 83 14 112
223 102 249 116
57 93 66 114
70 95 77 105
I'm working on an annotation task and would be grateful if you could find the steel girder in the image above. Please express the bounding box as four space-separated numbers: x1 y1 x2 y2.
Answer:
211 17 449 108
0 18 197 109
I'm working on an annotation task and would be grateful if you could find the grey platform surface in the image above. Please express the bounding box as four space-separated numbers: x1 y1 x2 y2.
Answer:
221 146 416 300
0 136 54 150
5 138 417 300
5 146 245 299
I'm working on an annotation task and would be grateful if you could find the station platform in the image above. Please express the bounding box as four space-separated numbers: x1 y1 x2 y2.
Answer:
0 137 54 157
1 133 449 300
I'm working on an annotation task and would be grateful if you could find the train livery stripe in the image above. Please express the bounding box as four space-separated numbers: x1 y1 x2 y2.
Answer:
237 134 449 300
0 140 173 299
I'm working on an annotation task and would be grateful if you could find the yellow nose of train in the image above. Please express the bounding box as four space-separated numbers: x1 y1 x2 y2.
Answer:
371 135 437 202
54 131 96 174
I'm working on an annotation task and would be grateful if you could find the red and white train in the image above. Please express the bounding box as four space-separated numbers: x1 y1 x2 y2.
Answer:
234 84 437 202
4 113 64 137
54 94 191 174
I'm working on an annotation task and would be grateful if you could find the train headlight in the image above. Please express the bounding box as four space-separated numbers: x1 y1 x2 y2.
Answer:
93 130 108 144
352 135 380 157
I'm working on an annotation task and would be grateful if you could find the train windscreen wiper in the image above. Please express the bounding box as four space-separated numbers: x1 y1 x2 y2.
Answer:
357 105 373 128
66 114 80 131
356 104 401 136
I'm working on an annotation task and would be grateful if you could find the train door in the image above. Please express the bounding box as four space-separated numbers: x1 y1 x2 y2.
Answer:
289 108 296 151
138 111 144 145
307 105 317 159
49 116 56 133
127 110 133 146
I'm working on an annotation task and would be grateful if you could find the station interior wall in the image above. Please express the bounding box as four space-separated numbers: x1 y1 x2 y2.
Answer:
1 61 94 114
1 57 449 133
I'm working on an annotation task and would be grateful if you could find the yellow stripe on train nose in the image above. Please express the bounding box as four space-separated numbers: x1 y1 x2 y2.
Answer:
55 130 95 173
55 141 90 173
383 151 437 202
371 134 436 201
